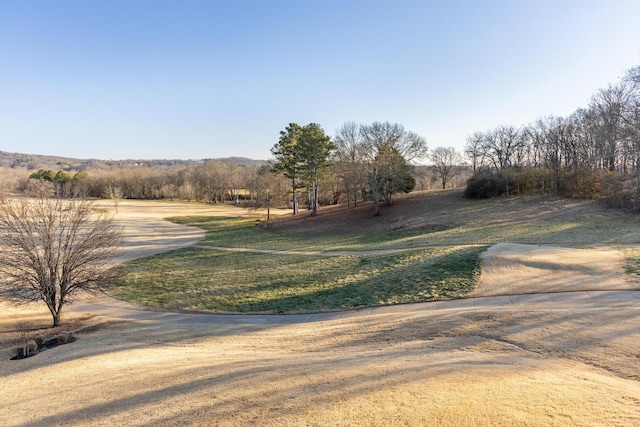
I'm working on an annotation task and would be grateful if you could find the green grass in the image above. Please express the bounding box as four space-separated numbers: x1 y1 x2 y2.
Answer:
106 192 640 313
108 243 485 313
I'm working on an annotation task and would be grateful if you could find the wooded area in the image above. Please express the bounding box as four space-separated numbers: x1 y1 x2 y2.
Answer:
0 122 443 215
3 63 638 212
464 65 640 209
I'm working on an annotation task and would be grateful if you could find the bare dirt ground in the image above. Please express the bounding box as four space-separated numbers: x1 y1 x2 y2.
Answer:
1 196 640 426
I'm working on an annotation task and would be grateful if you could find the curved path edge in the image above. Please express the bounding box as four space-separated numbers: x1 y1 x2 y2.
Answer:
81 210 640 326
69 290 640 325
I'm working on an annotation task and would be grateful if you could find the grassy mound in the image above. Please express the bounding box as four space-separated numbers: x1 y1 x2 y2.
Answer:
106 190 640 312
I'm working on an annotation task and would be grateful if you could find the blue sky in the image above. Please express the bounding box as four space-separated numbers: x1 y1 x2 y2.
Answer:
1 1 639 161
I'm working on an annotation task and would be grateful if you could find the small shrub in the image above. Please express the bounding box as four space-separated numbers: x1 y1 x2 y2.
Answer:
558 169 598 198
56 332 69 344
34 335 46 346
507 167 556 194
464 172 509 198
24 340 38 356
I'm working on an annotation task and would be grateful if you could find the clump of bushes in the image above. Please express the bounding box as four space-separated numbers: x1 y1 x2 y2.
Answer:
465 167 640 212
464 171 512 199
465 167 558 199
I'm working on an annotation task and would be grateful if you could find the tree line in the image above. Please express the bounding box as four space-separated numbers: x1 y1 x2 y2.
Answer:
464 64 640 210
4 120 461 216
271 121 430 216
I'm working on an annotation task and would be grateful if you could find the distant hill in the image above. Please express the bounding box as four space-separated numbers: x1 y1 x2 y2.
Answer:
0 151 90 171
0 151 267 171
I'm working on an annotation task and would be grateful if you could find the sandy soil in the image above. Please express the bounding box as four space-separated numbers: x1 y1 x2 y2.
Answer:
1 200 639 426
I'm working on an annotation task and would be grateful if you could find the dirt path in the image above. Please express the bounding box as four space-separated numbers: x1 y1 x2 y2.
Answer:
1 200 639 426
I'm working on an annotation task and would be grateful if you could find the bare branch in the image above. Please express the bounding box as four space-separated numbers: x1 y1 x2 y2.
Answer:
0 197 123 326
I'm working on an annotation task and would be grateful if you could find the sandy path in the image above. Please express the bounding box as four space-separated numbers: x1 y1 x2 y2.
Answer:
1 201 640 426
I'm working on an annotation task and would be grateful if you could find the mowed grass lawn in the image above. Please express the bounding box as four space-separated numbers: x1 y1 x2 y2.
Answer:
110 245 484 312
106 190 640 313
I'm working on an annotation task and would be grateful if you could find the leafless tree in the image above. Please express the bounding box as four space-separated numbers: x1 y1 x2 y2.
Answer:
193 160 225 203
625 65 640 85
360 122 428 215
333 121 366 207
569 108 601 169
430 147 463 189
221 160 246 205
589 82 633 171
481 125 526 172
464 132 485 172
0 197 123 326
249 164 288 219
105 183 124 214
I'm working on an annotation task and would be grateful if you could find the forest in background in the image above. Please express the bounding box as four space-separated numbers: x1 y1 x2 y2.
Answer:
2 63 639 213
0 150 468 211
465 64 640 211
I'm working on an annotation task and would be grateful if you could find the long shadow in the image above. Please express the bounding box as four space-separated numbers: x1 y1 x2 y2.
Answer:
2 318 283 377
5 295 640 424
327 306 640 381
8 346 540 426
202 246 484 313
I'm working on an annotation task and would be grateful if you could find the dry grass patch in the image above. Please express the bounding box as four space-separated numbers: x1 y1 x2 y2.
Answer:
2 303 640 426
0 302 108 360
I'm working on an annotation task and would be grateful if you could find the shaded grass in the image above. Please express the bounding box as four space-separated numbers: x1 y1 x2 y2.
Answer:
108 245 485 313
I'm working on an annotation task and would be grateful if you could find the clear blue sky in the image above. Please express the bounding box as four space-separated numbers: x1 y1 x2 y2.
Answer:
1 1 639 161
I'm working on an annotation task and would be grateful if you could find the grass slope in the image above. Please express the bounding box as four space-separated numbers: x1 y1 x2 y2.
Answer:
109 245 484 312
107 190 640 312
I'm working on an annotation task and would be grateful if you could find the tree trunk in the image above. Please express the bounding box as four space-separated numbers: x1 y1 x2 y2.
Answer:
52 307 62 327
373 198 380 216
311 181 318 216
291 178 298 215
353 186 358 207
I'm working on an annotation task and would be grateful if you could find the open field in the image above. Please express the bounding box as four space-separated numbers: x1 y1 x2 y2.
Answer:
107 190 640 312
1 191 640 426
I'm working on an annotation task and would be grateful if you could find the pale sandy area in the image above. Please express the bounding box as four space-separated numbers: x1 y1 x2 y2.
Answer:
472 243 633 297
94 199 290 262
1 201 639 426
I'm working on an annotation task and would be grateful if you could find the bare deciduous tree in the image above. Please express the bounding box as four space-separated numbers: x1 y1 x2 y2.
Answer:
589 82 633 171
360 122 428 215
430 147 463 189
464 132 485 173
0 197 123 326
105 183 124 214
333 121 366 207
481 125 526 172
